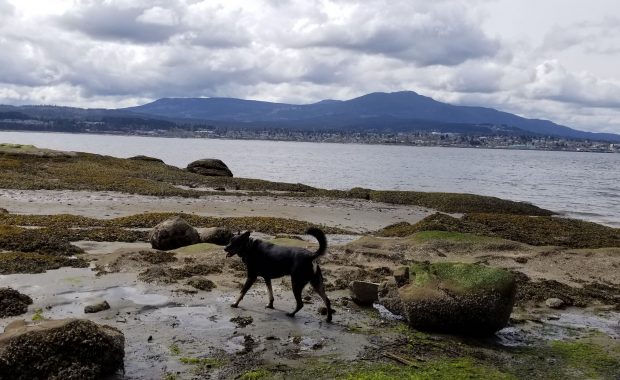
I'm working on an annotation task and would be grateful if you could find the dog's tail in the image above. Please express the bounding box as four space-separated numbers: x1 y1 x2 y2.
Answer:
307 227 327 259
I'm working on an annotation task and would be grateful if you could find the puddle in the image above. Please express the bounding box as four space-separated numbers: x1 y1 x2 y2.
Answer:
225 334 262 354
496 310 620 347
58 286 170 306
373 303 405 321
142 305 234 331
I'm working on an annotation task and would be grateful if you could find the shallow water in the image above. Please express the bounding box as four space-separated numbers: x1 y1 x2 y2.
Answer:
495 309 620 347
1 131 619 226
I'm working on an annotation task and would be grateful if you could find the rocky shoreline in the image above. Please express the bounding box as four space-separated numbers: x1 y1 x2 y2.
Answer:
0 145 619 379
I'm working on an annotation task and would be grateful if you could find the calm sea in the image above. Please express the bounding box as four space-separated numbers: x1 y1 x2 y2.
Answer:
1 131 619 227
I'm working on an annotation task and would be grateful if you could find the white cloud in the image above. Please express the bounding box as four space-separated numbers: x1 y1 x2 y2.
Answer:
0 0 619 134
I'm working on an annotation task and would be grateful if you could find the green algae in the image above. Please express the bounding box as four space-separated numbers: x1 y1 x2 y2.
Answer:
409 262 515 295
376 213 494 237
377 212 620 248
344 359 516 380
239 369 271 379
0 252 88 274
0 212 352 234
0 225 83 256
463 213 620 248
549 340 620 379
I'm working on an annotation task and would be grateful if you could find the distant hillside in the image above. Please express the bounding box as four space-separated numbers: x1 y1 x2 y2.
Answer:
2 91 620 142
124 91 620 142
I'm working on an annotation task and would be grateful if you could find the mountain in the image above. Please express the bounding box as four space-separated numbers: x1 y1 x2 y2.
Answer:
2 91 619 142
124 91 620 142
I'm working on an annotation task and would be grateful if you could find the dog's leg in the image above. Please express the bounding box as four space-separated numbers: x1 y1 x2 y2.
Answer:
231 275 257 308
286 280 306 318
311 269 333 322
264 278 274 309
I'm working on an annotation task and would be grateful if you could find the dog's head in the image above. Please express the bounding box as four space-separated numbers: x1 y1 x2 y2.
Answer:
224 230 252 258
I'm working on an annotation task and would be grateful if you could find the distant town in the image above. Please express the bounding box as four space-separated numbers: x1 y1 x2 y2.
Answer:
1 116 618 153
137 127 620 153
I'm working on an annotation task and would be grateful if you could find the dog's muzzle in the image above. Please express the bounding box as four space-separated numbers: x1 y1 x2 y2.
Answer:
224 247 234 257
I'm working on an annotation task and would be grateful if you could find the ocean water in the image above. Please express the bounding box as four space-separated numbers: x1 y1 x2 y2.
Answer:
1 131 619 227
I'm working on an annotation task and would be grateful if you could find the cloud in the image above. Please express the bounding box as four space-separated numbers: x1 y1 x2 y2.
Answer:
0 0 620 134
282 1 500 66
541 18 620 55
525 60 620 108
57 2 183 43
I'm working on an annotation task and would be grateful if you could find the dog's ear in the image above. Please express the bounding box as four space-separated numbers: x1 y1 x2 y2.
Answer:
240 230 251 239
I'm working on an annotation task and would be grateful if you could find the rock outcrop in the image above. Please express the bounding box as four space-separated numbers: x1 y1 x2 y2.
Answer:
378 262 516 336
0 288 32 318
187 159 233 177
349 281 379 306
128 155 164 164
149 216 201 250
0 319 125 379
199 227 234 246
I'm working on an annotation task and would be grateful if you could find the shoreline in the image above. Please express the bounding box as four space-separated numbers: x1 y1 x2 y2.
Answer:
1 129 618 154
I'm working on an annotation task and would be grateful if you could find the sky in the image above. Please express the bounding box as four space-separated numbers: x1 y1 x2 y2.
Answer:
1 0 620 134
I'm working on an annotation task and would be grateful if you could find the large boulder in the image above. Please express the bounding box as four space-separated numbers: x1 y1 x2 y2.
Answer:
149 216 201 251
0 288 32 318
378 262 516 336
187 159 233 177
199 227 234 246
0 319 125 379
128 155 164 164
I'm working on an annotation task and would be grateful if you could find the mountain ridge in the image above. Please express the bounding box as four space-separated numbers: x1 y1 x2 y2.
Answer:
1 91 619 142
122 91 620 142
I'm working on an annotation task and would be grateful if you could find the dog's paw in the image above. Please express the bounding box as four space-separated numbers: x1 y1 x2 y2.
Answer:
265 304 274 309
285 312 296 318
230 303 239 308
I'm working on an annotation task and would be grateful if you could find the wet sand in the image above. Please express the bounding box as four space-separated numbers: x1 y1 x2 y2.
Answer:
0 189 434 233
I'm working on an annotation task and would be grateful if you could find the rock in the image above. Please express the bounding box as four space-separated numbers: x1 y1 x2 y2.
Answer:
0 319 125 379
393 266 410 287
349 281 379 306
187 159 233 177
379 262 516 336
230 315 253 328
0 208 8 214
187 277 216 291
199 227 234 246
84 300 111 314
0 288 33 318
127 155 164 164
545 297 565 309
149 216 201 250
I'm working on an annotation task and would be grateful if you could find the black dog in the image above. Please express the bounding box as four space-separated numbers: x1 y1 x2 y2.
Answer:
224 228 332 322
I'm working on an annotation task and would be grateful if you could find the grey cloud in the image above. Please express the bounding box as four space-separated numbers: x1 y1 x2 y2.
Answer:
287 2 499 66
57 3 183 43
541 18 620 55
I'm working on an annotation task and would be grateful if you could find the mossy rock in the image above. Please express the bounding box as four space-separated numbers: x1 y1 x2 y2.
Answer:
127 155 165 164
0 319 124 379
187 159 233 177
0 288 33 318
376 213 493 237
380 262 516 335
464 213 620 248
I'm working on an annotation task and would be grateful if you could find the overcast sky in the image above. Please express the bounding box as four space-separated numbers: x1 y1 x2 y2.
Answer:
1 0 620 133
